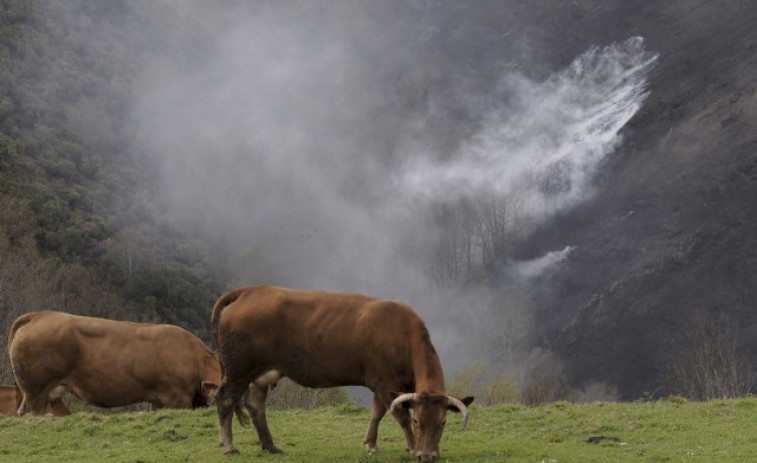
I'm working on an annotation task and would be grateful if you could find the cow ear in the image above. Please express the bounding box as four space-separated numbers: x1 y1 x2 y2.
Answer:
447 396 474 412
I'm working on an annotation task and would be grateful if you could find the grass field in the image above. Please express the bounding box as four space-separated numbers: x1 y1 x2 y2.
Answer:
1 398 756 462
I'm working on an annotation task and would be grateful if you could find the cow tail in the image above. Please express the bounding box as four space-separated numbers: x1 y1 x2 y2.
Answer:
7 313 31 351
7 313 35 403
7 313 35 368
210 289 252 427
211 288 244 353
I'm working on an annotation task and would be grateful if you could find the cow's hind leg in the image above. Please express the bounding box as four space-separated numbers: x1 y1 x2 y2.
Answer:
16 393 28 416
16 383 56 416
24 393 51 416
245 382 283 454
216 378 249 455
364 394 388 453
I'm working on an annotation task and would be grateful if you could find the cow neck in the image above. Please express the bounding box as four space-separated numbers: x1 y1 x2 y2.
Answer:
410 328 446 395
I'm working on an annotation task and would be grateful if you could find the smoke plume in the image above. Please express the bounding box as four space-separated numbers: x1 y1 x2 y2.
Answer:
127 3 657 372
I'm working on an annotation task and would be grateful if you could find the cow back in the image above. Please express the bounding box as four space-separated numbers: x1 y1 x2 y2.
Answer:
215 285 433 391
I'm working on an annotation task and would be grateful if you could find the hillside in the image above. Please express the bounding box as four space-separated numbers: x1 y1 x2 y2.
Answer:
1 0 756 400
520 0 757 398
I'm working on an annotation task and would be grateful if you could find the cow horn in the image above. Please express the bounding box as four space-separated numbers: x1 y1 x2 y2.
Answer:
389 393 417 413
447 396 470 430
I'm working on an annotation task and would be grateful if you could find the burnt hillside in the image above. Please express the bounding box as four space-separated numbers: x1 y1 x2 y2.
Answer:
520 0 757 398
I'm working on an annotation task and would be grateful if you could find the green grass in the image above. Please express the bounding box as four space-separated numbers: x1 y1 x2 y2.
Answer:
1 398 757 462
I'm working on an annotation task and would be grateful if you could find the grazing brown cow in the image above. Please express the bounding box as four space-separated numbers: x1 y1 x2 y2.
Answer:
8 311 225 415
0 385 71 417
212 285 473 462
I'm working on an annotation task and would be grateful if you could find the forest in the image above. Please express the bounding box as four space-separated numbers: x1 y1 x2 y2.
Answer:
0 1 224 380
2 0 757 403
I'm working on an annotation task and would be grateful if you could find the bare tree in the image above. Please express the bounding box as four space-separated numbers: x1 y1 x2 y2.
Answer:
518 347 576 406
664 315 754 400
265 378 348 410
430 194 527 283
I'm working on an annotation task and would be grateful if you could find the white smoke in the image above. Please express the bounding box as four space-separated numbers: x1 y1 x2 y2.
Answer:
400 37 658 232
128 3 657 371
507 246 574 280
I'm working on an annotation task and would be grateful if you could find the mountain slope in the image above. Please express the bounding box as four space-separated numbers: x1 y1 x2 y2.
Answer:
523 0 757 398
2 1 755 399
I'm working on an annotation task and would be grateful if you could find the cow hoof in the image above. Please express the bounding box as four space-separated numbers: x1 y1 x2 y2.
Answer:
365 444 381 454
223 448 240 455
264 445 284 454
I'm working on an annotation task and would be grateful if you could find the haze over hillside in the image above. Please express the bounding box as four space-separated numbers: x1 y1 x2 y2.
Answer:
1 1 756 399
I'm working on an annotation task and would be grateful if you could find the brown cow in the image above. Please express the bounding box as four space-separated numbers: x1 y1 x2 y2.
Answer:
8 310 226 415
0 385 70 417
212 285 473 462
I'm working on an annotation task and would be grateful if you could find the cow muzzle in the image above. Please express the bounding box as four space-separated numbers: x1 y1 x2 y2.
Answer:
415 450 439 462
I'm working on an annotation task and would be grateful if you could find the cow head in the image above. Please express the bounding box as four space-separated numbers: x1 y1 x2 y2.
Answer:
390 392 474 462
200 381 219 406
200 352 224 406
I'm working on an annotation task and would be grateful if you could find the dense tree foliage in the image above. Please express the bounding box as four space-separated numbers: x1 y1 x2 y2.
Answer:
0 1 220 349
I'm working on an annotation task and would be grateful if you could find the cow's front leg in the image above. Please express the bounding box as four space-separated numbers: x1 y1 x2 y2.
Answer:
391 404 416 453
245 383 283 454
216 379 249 455
363 394 387 453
